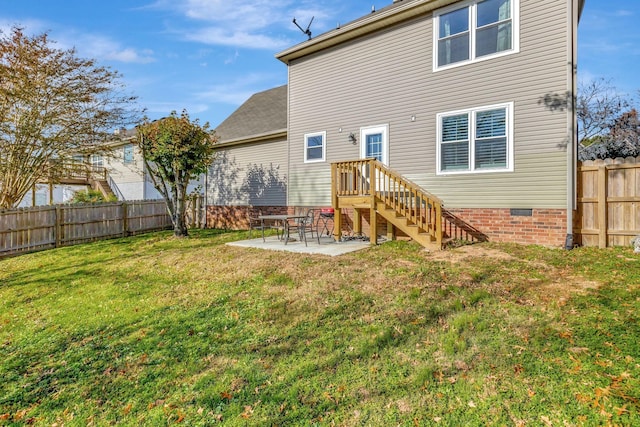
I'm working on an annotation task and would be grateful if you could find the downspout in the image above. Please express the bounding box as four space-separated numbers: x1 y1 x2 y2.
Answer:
565 0 580 250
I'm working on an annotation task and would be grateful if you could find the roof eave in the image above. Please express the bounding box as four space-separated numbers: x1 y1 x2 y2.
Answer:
214 129 288 148
275 0 457 64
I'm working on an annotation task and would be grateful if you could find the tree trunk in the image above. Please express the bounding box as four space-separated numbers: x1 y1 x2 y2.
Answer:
171 181 189 237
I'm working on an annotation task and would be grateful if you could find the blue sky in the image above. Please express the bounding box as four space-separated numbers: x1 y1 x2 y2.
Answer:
1 0 637 128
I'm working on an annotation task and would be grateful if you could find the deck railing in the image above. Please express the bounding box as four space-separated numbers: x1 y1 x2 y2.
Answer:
332 158 443 245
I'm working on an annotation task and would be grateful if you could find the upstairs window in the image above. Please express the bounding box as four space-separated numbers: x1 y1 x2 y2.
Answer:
435 0 518 70
123 144 134 164
304 131 326 163
437 102 513 174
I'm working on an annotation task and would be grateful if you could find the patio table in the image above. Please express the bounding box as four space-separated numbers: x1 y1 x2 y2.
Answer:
258 214 307 244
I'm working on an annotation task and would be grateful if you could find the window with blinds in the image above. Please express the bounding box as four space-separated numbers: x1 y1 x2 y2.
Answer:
437 103 513 174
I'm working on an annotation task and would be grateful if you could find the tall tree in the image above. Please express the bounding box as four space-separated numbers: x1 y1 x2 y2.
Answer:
0 27 138 209
136 111 217 237
577 78 630 145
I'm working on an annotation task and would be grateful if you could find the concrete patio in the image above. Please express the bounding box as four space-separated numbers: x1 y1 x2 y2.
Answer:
226 235 371 256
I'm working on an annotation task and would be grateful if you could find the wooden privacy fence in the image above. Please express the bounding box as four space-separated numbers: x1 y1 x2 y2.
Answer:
0 200 172 258
576 157 640 248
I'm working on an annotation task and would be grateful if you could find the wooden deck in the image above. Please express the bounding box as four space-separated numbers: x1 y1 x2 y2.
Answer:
331 159 443 250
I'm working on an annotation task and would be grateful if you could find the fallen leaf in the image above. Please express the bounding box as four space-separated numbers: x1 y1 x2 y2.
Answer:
540 415 552 426
468 401 476 408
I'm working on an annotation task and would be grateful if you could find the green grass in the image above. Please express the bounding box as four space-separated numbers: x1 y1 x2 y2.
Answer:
1 230 639 426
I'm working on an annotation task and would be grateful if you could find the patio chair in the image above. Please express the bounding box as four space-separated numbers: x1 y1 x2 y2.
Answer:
286 208 316 246
247 207 279 242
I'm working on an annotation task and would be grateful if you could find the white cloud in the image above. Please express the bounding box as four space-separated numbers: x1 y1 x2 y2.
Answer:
224 50 240 65
186 27 291 50
197 73 281 105
78 35 156 64
145 101 210 116
151 0 330 50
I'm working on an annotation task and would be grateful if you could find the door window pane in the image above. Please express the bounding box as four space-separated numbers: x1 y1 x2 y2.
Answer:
365 133 383 162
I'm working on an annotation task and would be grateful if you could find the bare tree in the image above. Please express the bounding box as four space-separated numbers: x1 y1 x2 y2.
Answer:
0 27 139 209
577 78 630 145
136 111 217 237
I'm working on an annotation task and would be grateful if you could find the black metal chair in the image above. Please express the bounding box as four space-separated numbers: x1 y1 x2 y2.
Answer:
286 208 316 246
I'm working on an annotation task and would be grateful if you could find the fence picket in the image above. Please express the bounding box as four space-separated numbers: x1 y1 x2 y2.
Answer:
576 157 640 247
0 200 175 257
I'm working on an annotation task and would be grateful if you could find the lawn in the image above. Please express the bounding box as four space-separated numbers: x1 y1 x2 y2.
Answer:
0 230 639 426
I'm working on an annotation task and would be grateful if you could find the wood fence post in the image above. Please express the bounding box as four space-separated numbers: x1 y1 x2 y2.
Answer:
55 205 62 248
598 165 608 248
122 201 128 237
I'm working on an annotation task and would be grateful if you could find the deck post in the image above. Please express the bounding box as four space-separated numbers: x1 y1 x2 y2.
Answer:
369 159 377 245
331 163 342 242
435 202 443 248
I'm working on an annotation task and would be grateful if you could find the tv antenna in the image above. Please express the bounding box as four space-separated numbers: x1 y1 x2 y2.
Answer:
293 16 314 40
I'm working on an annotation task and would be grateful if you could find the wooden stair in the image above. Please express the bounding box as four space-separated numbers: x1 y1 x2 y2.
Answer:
90 178 116 199
331 159 443 250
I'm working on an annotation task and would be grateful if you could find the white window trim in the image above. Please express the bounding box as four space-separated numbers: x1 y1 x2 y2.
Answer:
123 144 134 164
360 124 389 165
303 131 326 163
433 0 520 72
436 102 514 175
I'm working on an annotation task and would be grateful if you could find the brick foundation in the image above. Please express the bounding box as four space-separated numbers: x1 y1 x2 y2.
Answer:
206 205 289 230
206 205 568 247
444 208 568 247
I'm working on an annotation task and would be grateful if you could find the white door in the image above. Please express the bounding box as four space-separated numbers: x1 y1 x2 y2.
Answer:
360 124 388 165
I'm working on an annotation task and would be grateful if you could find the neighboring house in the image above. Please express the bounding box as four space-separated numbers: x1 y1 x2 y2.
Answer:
101 129 163 201
18 127 204 207
206 85 288 229
208 0 585 247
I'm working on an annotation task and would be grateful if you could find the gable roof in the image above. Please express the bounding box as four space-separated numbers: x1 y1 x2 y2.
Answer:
276 0 587 64
214 85 288 146
276 0 447 64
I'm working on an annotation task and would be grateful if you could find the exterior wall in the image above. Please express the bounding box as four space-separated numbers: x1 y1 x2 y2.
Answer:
445 208 567 246
207 138 288 207
287 0 571 212
17 184 88 207
106 142 147 200
206 205 288 230
107 141 203 201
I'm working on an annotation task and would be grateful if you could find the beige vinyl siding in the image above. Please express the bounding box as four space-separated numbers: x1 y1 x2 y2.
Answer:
208 138 288 206
106 142 147 200
288 0 571 209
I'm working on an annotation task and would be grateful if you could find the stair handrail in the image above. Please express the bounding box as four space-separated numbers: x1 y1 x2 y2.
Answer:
332 158 443 246
107 174 126 201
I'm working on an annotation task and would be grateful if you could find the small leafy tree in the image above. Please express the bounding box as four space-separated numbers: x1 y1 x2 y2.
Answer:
136 111 217 237
0 27 138 209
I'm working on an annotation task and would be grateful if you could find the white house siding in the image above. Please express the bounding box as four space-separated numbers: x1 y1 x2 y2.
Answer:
106 143 146 200
207 138 288 207
287 0 571 210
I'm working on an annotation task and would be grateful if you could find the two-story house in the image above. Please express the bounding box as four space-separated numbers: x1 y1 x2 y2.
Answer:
206 0 585 247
